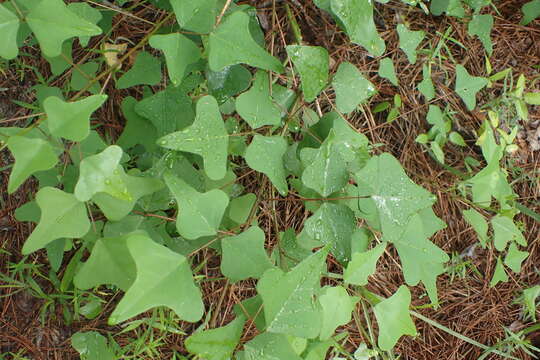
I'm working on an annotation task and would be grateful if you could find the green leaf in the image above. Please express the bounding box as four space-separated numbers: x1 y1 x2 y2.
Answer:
489 256 508 287
430 0 465 17
298 202 355 264
523 286 540 321
430 141 445 164
117 97 158 151
397 24 424 64
221 226 274 282
244 333 303 360
71 331 116 360
45 95 108 142
286 45 329 102
149 33 200 86
331 115 369 163
185 316 246 360
330 0 386 57
22 187 90 254
164 172 229 240
7 136 58 194
208 65 252 104
75 232 137 291
74 145 131 202
0 4 20 59
158 95 228 180
93 174 164 221
257 247 328 338
521 0 540 25
393 208 448 305
44 40 73 76
504 243 528 273
462 208 489 248
524 92 540 105
228 193 256 224
319 286 359 340
373 285 417 351
66 2 102 47
135 86 194 137
492 215 526 251
468 14 493 56
355 153 436 242
236 71 282 128
455 64 488 111
169 0 220 33
301 130 348 197
108 232 204 324
449 131 466 146
116 51 161 89
332 62 376 113
244 135 288 196
378 57 398 86
70 61 100 93
26 0 102 57
418 64 435 101
209 11 284 73
467 160 513 208
277 229 312 271
344 242 386 286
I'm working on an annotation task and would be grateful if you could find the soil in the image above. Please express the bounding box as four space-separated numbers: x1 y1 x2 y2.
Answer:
1 0 539 359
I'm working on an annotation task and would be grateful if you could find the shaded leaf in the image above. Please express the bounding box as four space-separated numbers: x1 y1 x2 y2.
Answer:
244 333 302 360
117 96 158 151
169 0 220 33
521 0 540 25
71 331 115 360
207 64 252 104
418 64 435 101
489 256 508 287
468 14 493 55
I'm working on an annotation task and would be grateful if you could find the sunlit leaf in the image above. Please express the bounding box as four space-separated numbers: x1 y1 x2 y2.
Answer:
455 64 488 111
462 208 489 248
116 51 161 89
209 11 284 73
221 226 274 282
71 331 116 360
397 24 425 64
7 136 58 194
149 33 200 86
22 187 90 254
318 286 359 340
245 135 288 196
0 3 20 59
373 285 417 351
489 256 508 287
344 242 386 286
164 172 229 240
418 64 435 101
169 0 220 33
236 71 282 128
45 95 108 142
257 247 328 338
26 0 102 57
330 0 386 57
332 62 376 113
185 316 246 360
378 57 398 86
504 243 528 273
286 45 329 102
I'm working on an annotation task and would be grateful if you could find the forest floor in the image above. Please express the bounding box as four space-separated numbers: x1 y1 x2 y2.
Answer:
1 0 539 359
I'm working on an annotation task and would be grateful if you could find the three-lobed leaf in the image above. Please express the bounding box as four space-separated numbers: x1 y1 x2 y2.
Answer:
45 95 108 142
236 71 282 128
332 62 376 113
286 45 329 102
22 187 90 254
245 135 289 196
397 24 425 64
158 95 228 180
455 64 488 111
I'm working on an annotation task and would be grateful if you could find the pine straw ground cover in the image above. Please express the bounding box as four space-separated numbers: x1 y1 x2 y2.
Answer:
0 0 539 359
